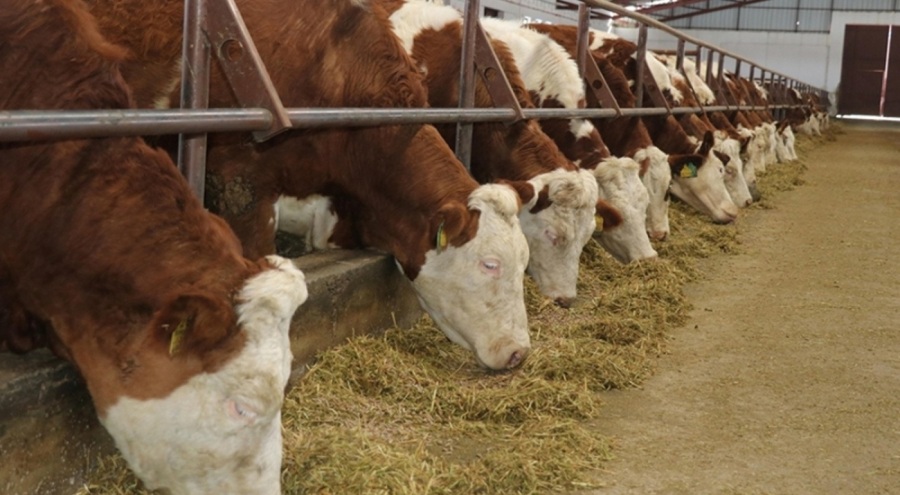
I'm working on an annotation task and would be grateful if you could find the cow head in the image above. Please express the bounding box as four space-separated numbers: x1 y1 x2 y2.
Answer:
781 124 798 161
774 120 797 162
762 122 779 165
590 156 658 263
411 184 531 370
508 168 599 308
713 139 753 208
669 132 739 224
101 255 308 495
634 145 672 241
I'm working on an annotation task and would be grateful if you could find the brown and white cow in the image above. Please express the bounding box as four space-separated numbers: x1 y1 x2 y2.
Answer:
578 30 739 224
88 0 532 370
0 1 309 493
657 55 754 208
526 24 682 240
376 0 604 307
479 17 658 264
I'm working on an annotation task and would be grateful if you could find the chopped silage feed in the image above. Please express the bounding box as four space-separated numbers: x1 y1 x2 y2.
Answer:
75 130 828 495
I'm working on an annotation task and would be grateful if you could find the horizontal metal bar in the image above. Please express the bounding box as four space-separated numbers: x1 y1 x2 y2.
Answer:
0 109 272 142
0 104 795 142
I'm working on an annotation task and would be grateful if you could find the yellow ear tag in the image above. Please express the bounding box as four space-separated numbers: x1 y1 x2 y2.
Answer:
595 214 604 231
680 163 698 179
168 318 188 356
436 222 448 253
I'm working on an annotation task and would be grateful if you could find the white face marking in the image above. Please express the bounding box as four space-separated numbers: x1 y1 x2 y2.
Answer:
411 184 531 371
102 256 308 495
669 152 739 224
634 146 671 240
275 194 340 251
782 126 797 160
518 169 599 301
715 138 753 207
763 122 779 165
742 124 769 175
592 157 657 263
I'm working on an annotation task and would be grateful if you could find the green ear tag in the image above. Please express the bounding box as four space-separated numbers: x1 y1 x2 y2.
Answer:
680 162 698 179
436 222 448 253
168 318 188 356
594 214 604 231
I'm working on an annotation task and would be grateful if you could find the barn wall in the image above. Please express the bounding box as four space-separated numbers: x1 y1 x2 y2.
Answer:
439 1 900 106
614 27 830 91
445 0 579 24
614 11 900 101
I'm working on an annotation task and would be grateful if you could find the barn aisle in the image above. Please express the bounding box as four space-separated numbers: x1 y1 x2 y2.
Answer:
591 121 900 494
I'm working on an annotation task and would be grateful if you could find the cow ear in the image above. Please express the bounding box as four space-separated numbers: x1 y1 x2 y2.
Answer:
498 179 537 209
776 120 790 133
153 293 236 357
594 198 623 231
713 150 731 166
669 154 703 179
430 200 474 252
697 130 715 156
739 135 751 153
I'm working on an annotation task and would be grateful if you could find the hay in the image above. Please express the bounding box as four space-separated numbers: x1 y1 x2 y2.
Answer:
76 132 826 495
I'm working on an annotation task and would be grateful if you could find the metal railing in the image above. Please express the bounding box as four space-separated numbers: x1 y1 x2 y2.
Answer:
0 0 826 197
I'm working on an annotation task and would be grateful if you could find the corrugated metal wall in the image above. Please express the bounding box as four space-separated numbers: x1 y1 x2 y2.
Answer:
441 0 900 34
664 0 900 33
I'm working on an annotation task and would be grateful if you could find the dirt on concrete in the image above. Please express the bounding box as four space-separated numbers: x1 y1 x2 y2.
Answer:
590 120 900 495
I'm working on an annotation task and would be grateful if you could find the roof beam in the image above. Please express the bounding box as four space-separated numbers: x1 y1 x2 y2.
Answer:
657 0 773 22
630 0 712 16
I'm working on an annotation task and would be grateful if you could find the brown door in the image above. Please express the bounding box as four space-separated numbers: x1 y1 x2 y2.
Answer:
839 25 889 116
884 26 900 117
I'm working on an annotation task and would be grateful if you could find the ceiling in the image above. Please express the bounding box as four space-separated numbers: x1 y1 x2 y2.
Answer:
555 0 775 23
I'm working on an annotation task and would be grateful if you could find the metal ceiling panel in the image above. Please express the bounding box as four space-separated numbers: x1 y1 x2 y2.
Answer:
833 0 895 9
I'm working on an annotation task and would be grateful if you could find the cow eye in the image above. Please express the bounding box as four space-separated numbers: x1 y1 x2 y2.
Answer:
480 259 501 275
226 398 259 424
545 228 560 246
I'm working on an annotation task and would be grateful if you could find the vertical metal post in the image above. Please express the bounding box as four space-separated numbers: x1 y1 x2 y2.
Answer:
634 24 648 108
575 3 591 76
178 0 210 201
705 47 715 86
675 39 685 72
455 0 479 171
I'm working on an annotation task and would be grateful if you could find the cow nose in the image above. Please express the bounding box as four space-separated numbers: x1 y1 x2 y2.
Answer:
648 230 668 241
714 212 738 224
748 183 761 202
554 296 574 308
506 348 529 369
744 198 753 207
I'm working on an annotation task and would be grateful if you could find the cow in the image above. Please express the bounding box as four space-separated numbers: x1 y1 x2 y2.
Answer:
0 1 309 493
478 17 658 264
656 55 754 208
721 72 782 170
87 0 533 370
376 0 610 305
525 24 677 240
529 24 738 227
577 30 739 223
